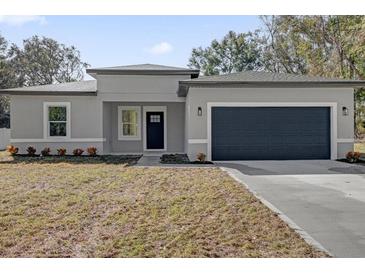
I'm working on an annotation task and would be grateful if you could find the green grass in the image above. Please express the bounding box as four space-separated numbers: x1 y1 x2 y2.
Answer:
0 151 326 257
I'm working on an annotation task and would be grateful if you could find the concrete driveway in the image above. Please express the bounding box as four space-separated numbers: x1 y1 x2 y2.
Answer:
217 160 365 258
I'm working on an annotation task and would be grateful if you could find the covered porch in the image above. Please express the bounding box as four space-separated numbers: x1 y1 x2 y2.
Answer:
102 102 185 155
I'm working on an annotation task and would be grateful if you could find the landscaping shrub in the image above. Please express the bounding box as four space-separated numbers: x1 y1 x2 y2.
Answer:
57 148 66 156
73 148 84 156
6 145 18 156
346 151 361 163
26 146 36 156
196 152 206 162
87 146 97 156
41 147 51 156
160 154 190 164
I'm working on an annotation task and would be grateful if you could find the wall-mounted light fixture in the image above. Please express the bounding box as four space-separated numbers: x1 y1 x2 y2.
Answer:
197 107 202 116
342 106 349 116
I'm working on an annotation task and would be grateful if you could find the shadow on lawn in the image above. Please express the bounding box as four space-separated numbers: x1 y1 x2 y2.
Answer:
0 154 142 165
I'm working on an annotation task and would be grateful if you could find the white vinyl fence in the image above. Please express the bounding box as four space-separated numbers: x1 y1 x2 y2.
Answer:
0 128 10 150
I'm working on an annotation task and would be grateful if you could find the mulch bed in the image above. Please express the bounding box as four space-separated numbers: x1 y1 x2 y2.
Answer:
0 154 142 165
337 158 365 166
160 154 213 165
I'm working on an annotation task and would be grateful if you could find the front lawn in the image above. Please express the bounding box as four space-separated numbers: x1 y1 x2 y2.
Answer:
0 151 326 257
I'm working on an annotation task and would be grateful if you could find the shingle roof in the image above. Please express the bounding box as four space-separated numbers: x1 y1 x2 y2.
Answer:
3 69 365 97
87 63 199 76
177 70 365 96
182 70 365 83
0 80 97 95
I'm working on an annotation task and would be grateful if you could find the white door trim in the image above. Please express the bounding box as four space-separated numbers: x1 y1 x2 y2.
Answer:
143 106 167 152
207 102 338 161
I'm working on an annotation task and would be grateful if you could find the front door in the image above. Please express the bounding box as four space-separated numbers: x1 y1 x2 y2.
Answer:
146 111 164 149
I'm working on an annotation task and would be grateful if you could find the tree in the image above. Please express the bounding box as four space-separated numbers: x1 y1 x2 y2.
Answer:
0 36 9 103
260 16 365 137
258 16 308 74
0 35 89 128
188 31 262 75
8 35 89 86
0 35 13 89
0 34 14 120
259 16 365 79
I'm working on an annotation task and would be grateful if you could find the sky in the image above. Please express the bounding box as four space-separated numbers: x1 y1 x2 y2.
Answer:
0 16 262 78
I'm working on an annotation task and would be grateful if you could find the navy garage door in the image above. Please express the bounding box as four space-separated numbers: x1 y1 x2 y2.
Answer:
211 107 331 160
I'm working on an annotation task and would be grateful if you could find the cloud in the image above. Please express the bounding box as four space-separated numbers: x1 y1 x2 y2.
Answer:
0 16 47 26
148 42 173 55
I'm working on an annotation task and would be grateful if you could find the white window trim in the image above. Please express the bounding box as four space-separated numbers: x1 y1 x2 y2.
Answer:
118 106 141 141
206 102 338 161
43 102 71 140
188 139 208 144
143 106 167 151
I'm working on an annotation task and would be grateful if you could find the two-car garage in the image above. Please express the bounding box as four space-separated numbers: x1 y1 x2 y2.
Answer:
181 71 360 161
211 106 331 161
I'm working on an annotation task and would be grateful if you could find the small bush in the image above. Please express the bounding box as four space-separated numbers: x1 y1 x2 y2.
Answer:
346 151 361 163
26 146 37 156
73 148 84 156
87 146 97 156
196 152 206 162
6 145 18 156
41 147 51 156
57 148 67 156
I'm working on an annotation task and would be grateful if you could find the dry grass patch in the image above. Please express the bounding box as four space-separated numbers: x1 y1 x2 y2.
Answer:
0 152 327 257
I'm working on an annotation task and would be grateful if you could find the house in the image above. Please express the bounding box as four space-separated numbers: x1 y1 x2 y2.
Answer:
1 63 365 161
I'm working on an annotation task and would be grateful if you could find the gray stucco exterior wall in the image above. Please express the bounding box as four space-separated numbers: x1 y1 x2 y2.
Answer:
10 95 104 154
9 74 189 155
102 102 112 153
10 95 103 139
96 75 188 102
8 73 355 160
103 102 185 153
185 87 354 160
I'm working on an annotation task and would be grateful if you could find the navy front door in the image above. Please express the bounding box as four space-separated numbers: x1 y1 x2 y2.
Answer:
146 112 164 149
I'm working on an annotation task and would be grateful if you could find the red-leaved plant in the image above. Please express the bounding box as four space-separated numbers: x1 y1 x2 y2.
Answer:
6 145 18 156
57 148 66 156
26 146 36 156
196 152 206 162
41 147 51 156
73 148 84 156
346 151 361 163
87 146 97 156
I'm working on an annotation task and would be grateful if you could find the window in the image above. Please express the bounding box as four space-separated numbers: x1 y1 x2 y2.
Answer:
150 115 160 123
44 102 70 139
118 106 141 140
